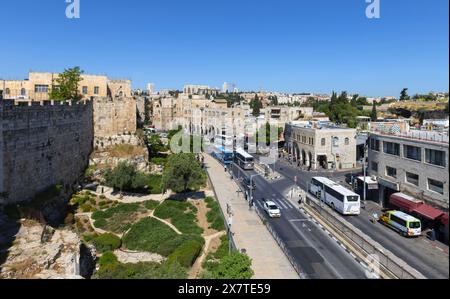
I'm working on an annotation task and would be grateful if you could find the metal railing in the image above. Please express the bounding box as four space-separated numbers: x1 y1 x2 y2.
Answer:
304 194 425 279
371 128 449 144
205 169 237 252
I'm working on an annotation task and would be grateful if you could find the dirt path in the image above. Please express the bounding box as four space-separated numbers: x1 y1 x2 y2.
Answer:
189 231 226 279
188 199 226 279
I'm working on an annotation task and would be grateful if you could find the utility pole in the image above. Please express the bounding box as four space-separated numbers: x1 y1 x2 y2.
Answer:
363 144 368 208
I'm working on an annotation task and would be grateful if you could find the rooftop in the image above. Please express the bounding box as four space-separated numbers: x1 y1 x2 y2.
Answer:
371 128 449 145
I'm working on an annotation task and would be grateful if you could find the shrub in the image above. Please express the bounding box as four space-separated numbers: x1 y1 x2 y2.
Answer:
214 252 253 279
92 233 122 253
81 203 93 213
95 260 187 279
167 239 204 268
123 218 199 256
154 200 203 235
143 200 160 210
205 197 225 231
99 251 119 268
90 203 143 233
94 218 107 228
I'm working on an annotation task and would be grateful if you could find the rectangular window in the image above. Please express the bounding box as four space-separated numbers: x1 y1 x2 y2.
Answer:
386 166 397 178
370 138 380 151
35 85 49 93
94 86 99 95
406 172 419 186
371 162 378 172
404 145 422 161
82 86 88 94
384 142 400 156
425 149 446 167
428 179 444 195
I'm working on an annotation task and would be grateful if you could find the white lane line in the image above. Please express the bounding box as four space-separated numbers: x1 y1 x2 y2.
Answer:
340 244 347 250
273 198 288 209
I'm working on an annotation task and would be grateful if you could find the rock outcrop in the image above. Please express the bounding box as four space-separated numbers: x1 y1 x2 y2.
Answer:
0 220 95 279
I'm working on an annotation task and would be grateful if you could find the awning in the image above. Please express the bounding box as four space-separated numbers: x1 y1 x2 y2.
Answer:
440 213 449 225
389 193 423 212
412 205 445 221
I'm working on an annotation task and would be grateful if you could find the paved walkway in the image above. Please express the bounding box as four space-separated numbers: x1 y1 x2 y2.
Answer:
204 154 299 279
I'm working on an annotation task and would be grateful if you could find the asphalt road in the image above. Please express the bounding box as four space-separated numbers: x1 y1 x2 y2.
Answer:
230 164 367 279
265 157 449 279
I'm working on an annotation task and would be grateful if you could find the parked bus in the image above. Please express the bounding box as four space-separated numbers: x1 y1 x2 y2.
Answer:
214 134 234 148
309 177 361 215
211 145 234 165
379 211 422 237
234 148 255 170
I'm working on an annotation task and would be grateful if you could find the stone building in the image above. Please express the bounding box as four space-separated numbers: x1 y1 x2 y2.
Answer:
92 97 137 138
0 100 93 204
285 121 357 170
368 128 449 210
0 72 131 101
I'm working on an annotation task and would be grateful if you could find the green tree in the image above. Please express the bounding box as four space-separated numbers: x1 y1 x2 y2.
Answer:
400 88 410 101
104 162 136 192
147 134 166 156
371 102 378 121
49 67 84 101
162 153 206 193
213 252 253 279
250 95 262 117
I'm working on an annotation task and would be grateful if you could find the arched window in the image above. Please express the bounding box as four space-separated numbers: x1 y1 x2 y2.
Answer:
5 88 10 95
321 138 326 146
345 138 350 145
21 88 26 96
333 137 339 147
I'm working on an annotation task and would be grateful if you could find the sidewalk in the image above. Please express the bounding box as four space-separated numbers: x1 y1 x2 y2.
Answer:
204 154 299 279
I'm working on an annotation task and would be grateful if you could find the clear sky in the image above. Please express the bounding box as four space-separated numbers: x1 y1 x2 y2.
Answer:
1 0 448 96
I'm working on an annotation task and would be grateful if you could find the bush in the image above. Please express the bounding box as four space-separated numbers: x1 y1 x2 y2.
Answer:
92 233 122 253
154 200 203 235
123 218 201 257
94 218 107 228
213 252 253 279
205 197 225 231
91 203 143 233
143 200 160 210
99 251 119 267
147 175 163 194
167 239 204 268
95 260 187 279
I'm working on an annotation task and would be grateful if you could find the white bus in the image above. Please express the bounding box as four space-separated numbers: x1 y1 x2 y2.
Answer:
309 177 361 215
234 148 255 170
214 134 234 148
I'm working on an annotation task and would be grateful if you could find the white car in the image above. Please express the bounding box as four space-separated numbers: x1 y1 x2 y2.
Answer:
263 200 281 218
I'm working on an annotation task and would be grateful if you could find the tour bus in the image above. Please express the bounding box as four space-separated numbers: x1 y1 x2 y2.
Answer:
212 145 234 166
309 177 361 215
234 148 255 170
214 134 234 148
379 211 422 237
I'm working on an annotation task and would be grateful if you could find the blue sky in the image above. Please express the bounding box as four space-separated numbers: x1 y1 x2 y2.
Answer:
1 0 448 96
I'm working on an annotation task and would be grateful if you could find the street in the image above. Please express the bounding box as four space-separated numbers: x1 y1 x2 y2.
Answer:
231 164 368 279
263 156 450 279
